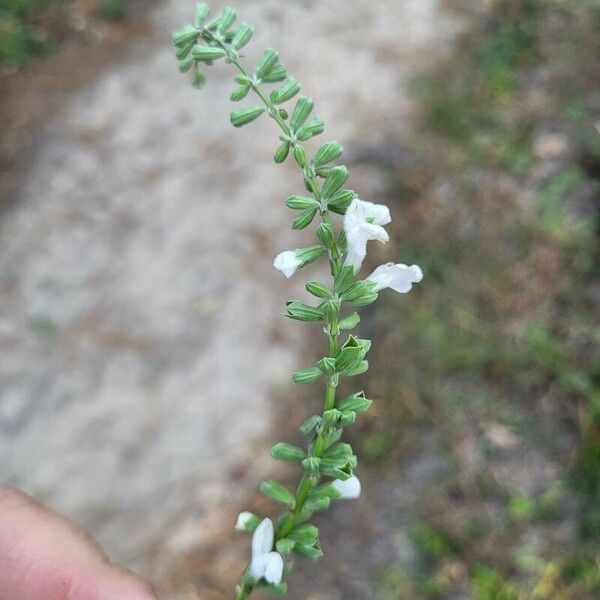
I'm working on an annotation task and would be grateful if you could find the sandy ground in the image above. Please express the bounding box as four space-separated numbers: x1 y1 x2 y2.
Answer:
0 0 459 595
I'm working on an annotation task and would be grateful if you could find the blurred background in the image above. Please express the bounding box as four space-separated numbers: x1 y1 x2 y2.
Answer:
1 0 599 598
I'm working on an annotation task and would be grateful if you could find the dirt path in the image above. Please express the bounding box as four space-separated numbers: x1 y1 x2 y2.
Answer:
0 0 459 594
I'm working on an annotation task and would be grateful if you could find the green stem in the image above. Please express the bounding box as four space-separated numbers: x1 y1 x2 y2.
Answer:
205 31 345 600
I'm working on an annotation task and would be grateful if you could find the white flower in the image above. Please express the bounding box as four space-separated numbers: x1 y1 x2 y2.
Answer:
248 518 284 584
273 250 302 278
235 511 255 531
331 475 361 499
343 198 391 272
367 262 423 293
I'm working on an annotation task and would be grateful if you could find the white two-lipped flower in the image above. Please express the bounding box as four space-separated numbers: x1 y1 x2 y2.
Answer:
248 518 284 585
331 475 361 499
343 198 392 272
273 250 302 278
367 262 423 294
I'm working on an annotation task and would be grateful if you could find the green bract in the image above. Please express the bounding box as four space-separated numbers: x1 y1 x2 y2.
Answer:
172 5 382 599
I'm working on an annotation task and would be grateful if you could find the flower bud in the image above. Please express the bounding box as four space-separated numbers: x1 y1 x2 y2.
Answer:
305 281 331 298
321 165 349 198
230 106 265 127
255 48 279 79
274 141 290 164
290 96 314 129
272 77 301 104
192 45 226 61
236 511 261 532
271 442 305 462
293 367 323 384
315 222 334 248
232 22 253 49
194 3 210 28
293 144 307 168
260 480 295 506
313 140 343 167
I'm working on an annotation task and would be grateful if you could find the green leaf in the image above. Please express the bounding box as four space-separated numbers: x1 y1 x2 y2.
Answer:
305 281 331 298
293 367 323 384
286 301 323 321
321 165 349 198
191 45 226 61
291 207 318 230
271 442 305 462
338 312 360 330
230 106 265 127
231 22 253 49
290 96 314 129
274 141 290 164
260 480 295 506
230 84 250 101
296 118 325 141
285 195 318 210
313 140 343 167
272 77 301 104
255 48 280 79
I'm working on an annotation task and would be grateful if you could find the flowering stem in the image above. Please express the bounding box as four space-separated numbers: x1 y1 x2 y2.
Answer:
201 31 347 600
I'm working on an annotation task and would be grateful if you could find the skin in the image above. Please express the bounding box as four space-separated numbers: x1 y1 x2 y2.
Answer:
0 487 157 600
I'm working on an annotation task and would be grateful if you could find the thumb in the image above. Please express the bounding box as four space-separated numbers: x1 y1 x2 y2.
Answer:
0 486 157 600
